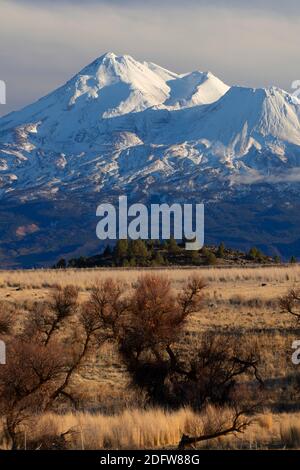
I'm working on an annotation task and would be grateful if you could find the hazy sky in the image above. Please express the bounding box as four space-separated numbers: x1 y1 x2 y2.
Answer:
0 0 299 116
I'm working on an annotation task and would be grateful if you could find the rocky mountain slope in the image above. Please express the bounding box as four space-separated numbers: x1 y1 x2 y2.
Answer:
0 53 300 267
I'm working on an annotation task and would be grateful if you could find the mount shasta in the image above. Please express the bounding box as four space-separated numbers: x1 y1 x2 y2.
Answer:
1 52 300 266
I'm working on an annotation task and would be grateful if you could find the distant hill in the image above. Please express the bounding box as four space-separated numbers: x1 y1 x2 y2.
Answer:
53 240 285 269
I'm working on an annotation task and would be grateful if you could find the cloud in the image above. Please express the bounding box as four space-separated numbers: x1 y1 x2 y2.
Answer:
0 0 299 115
231 168 300 185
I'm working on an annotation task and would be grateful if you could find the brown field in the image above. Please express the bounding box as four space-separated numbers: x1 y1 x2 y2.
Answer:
1 264 300 303
1 265 300 450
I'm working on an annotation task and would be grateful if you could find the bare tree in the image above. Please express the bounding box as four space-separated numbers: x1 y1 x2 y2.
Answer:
0 303 13 336
0 313 12 336
45 285 79 344
25 285 79 345
178 404 254 449
87 279 128 340
45 292 122 407
119 275 205 359
280 289 300 322
172 333 263 409
38 281 126 407
109 275 262 409
0 338 64 449
0 275 263 449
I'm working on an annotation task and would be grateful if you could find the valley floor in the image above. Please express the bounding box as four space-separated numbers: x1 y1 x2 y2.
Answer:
1 265 300 450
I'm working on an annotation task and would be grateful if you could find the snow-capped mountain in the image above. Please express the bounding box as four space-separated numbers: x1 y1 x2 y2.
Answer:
0 52 300 266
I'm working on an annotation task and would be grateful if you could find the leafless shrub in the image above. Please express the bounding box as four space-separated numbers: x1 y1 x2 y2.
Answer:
85 279 128 340
119 275 203 359
103 275 262 409
45 285 79 344
173 333 263 410
280 289 300 322
0 304 13 336
24 285 79 344
0 274 264 449
0 338 64 448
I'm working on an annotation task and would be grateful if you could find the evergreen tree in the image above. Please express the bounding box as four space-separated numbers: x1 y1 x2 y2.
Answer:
56 258 66 269
78 256 87 268
129 239 148 259
129 257 137 267
188 250 200 265
68 259 76 268
217 242 225 258
103 245 112 257
248 246 264 262
201 246 209 257
115 239 129 264
146 240 155 257
205 251 217 266
290 255 297 264
168 237 180 254
248 246 258 260
152 252 165 266
147 240 155 249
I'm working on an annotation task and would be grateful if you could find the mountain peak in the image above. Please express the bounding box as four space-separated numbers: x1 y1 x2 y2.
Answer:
0 53 300 266
102 51 117 59
3 53 298 174
79 51 140 79
0 53 230 128
86 51 125 65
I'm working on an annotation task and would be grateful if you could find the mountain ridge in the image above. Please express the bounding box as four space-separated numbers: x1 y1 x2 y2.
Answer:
0 52 300 267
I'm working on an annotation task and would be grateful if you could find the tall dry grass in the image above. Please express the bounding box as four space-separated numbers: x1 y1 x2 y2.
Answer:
19 408 196 450
280 417 300 449
1 407 298 450
1 265 300 290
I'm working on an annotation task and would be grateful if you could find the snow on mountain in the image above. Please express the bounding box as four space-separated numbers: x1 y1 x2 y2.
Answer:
162 71 229 109
0 52 300 202
169 86 300 163
191 86 300 146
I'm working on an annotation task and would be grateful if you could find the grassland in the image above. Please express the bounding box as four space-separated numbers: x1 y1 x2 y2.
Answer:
1 265 300 450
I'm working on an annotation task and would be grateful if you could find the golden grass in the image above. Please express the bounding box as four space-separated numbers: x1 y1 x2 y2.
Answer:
1 265 300 290
5 407 300 450
1 265 300 309
20 408 195 450
0 265 296 389
1 266 299 450
280 419 300 449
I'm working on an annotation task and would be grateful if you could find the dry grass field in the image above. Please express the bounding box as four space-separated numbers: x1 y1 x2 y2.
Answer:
1 265 300 306
12 407 300 450
1 265 300 450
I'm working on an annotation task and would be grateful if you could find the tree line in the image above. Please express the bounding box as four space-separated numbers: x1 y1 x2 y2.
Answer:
54 240 295 269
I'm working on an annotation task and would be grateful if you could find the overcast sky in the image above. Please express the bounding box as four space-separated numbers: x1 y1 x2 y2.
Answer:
0 0 299 116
